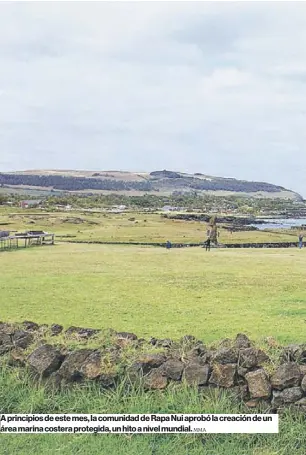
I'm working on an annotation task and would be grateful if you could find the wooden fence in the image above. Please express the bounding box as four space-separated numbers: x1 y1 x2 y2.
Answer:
0 232 55 251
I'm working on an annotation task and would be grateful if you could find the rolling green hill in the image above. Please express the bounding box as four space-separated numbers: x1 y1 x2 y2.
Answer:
0 169 302 200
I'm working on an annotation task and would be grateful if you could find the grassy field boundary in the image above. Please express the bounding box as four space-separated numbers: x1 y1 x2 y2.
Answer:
55 239 304 249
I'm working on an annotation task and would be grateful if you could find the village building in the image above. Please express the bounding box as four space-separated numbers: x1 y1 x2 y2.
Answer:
19 200 42 209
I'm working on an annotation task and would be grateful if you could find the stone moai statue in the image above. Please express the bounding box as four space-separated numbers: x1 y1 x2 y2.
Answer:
209 216 218 243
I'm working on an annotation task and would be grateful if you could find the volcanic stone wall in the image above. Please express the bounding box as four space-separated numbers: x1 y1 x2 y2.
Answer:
1 321 306 413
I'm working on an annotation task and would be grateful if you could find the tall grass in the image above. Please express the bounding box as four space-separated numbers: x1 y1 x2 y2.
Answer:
0 366 306 455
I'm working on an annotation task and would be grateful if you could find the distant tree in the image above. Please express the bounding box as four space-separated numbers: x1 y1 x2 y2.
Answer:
0 194 6 205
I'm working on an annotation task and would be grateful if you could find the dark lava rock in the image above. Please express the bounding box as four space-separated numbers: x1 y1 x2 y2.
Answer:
212 348 238 365
57 349 95 382
0 332 13 355
235 333 252 349
237 367 249 378
183 363 210 386
209 364 236 388
270 363 301 390
50 324 63 336
161 359 184 381
80 351 102 380
245 369 271 399
13 330 34 349
149 337 158 346
134 353 167 374
238 348 258 369
185 353 210 366
0 322 15 335
144 368 168 390
127 354 167 382
150 338 172 348
186 344 207 359
22 321 40 331
28 344 64 377
300 374 306 392
256 349 270 365
272 387 303 408
65 327 100 339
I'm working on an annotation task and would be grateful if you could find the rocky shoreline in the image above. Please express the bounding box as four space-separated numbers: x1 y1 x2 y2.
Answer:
164 213 265 226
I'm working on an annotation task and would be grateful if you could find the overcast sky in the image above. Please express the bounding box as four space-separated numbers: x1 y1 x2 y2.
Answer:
0 2 306 196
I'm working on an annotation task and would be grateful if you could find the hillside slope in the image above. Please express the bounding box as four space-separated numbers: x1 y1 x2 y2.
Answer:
0 169 302 200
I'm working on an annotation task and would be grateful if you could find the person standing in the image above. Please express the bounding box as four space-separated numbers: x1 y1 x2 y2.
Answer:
298 232 304 249
205 237 211 251
166 240 172 250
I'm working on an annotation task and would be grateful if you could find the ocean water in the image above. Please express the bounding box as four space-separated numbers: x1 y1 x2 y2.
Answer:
251 218 306 230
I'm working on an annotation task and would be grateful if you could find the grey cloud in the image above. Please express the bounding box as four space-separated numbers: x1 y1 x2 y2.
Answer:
0 2 306 196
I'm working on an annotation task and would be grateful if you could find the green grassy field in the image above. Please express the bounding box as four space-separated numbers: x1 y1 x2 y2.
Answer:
0 207 300 244
1 211 306 454
1 243 306 344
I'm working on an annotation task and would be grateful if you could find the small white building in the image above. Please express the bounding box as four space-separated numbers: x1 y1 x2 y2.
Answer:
20 200 42 209
162 206 186 212
111 205 126 212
